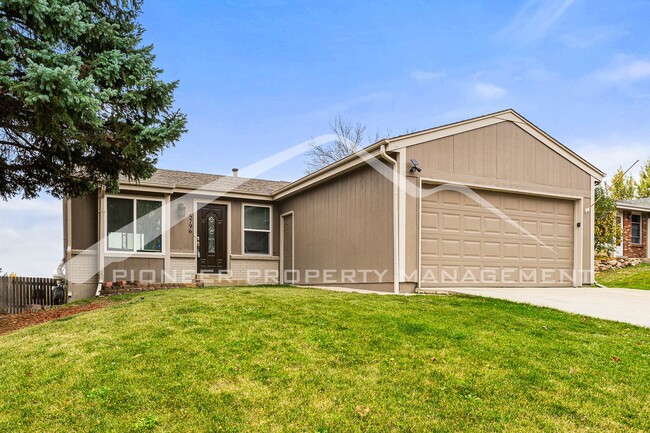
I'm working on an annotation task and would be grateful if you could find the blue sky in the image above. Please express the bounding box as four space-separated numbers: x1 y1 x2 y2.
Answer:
2 0 650 276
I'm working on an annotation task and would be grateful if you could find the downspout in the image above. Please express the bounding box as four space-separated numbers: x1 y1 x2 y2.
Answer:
59 198 72 298
96 187 105 297
380 143 400 294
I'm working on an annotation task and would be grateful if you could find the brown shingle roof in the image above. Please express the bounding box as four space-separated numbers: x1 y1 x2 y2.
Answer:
121 169 290 196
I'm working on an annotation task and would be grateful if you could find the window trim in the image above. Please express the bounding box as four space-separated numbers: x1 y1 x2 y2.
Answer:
104 194 166 257
241 203 273 256
631 213 642 245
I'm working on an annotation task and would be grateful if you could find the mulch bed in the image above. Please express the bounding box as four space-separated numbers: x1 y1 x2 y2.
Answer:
0 301 118 336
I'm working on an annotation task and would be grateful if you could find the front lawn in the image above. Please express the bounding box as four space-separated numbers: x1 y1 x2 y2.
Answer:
0 287 648 432
596 263 650 290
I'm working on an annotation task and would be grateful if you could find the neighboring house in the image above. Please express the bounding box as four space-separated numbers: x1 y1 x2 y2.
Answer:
614 199 650 259
63 109 604 300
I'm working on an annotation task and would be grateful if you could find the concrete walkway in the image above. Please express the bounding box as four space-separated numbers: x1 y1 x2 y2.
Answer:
444 287 650 328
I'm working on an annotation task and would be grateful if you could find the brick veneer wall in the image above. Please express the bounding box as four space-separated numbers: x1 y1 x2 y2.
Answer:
67 251 99 301
230 256 280 284
622 210 649 258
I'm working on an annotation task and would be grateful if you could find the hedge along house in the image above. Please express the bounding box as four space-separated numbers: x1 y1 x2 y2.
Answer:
63 109 604 300
614 198 650 259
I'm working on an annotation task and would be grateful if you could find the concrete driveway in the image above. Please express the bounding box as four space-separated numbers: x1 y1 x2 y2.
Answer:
445 287 650 328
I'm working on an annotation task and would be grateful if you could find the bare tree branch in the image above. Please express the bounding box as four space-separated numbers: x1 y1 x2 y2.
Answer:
305 115 386 174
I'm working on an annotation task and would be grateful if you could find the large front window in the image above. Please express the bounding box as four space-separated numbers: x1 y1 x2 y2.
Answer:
631 214 642 245
243 205 271 255
107 197 163 253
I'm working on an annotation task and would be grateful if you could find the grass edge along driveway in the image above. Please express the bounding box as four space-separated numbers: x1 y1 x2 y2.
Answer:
0 286 648 432
596 263 650 290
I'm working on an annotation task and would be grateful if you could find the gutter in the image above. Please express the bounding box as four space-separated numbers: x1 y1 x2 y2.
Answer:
380 143 400 294
616 204 650 212
96 187 106 297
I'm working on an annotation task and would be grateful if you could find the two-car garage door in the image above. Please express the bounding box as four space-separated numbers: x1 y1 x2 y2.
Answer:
420 185 575 287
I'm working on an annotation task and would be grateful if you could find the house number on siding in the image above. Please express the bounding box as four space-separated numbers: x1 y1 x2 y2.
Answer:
188 214 193 234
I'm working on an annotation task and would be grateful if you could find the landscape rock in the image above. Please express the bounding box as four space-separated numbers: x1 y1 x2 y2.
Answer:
594 257 641 273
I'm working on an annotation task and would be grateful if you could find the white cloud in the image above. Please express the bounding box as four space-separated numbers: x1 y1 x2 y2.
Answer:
0 197 62 215
501 0 576 41
474 82 507 100
569 136 650 179
598 59 650 83
0 196 63 277
410 69 446 82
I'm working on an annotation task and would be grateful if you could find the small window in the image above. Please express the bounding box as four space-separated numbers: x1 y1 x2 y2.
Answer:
136 200 163 252
107 197 163 253
243 205 271 255
107 198 134 251
631 214 642 244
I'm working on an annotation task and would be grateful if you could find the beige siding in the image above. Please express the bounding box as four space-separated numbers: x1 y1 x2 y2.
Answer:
406 122 591 195
405 121 594 286
405 175 419 281
170 193 194 253
277 163 394 285
281 213 294 277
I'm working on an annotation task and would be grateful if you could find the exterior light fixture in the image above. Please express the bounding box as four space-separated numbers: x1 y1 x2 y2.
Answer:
410 159 422 173
177 203 186 218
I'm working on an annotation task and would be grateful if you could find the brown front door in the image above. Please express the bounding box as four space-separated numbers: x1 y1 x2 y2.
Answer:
198 205 227 273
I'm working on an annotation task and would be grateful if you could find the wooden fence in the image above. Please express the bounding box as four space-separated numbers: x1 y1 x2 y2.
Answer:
0 276 63 315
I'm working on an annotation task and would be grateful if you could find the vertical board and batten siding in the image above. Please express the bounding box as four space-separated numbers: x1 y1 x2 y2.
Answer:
277 163 394 286
104 257 165 283
0 277 59 314
170 193 195 253
67 193 100 300
405 121 594 285
281 213 294 278
70 192 98 250
404 175 420 282
407 122 590 192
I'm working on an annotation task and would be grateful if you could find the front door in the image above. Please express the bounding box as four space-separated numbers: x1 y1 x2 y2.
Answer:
198 205 227 273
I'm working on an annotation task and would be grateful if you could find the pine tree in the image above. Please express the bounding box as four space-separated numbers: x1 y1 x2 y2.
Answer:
0 0 187 199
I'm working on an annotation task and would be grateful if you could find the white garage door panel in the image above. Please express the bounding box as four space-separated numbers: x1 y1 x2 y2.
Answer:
420 187 574 287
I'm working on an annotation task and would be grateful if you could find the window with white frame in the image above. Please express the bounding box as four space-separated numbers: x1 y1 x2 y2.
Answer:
107 197 163 253
631 214 642 244
243 205 271 255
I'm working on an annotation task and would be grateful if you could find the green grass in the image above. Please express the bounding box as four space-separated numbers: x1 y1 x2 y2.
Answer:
597 263 650 290
0 287 649 432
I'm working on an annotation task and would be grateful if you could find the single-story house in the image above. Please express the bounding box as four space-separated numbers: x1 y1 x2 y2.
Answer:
614 198 650 258
63 109 604 300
